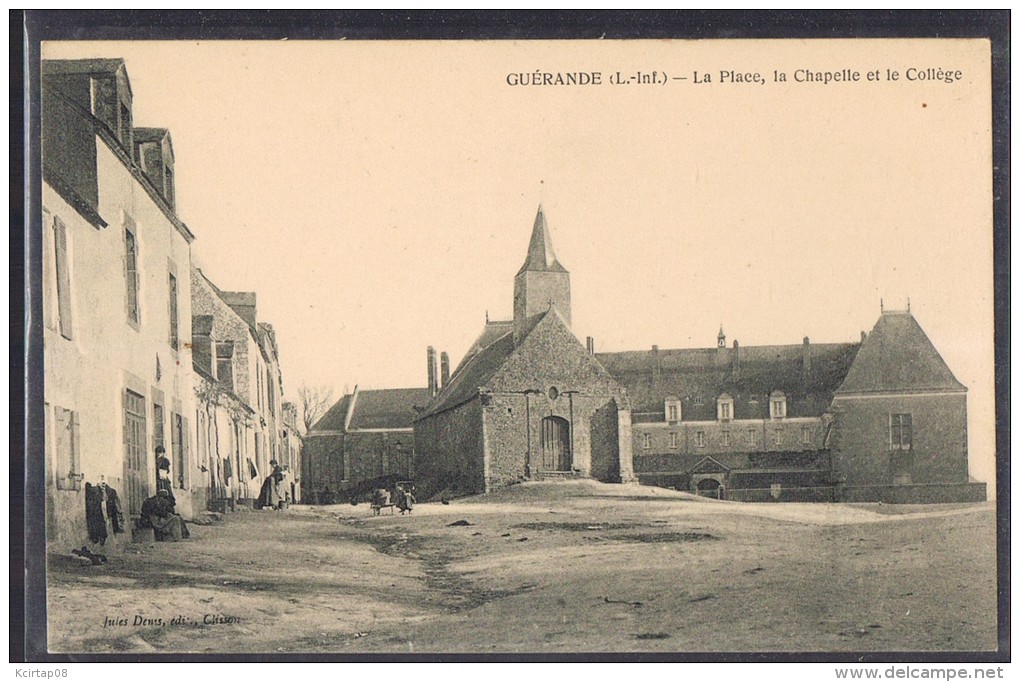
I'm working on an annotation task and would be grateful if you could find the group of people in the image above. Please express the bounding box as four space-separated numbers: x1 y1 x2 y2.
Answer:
372 483 416 515
254 459 290 510
90 446 294 546
137 445 190 542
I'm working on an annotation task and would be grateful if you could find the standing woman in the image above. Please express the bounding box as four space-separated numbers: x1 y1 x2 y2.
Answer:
155 446 175 503
256 459 283 510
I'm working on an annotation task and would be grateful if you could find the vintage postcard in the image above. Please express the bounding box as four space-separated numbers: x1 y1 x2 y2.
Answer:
30 34 1000 659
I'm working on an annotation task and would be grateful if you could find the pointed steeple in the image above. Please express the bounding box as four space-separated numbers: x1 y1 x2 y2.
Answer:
513 205 571 345
517 205 567 275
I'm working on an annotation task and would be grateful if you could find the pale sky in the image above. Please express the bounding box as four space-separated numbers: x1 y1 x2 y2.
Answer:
41 39 996 491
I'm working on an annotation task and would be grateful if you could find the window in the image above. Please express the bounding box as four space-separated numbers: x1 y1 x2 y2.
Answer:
267 369 276 413
53 217 73 339
669 432 678 449
695 431 706 447
722 430 730 447
717 394 733 421
769 391 787 419
119 102 133 153
216 342 234 391
153 403 165 452
171 413 188 489
54 406 81 490
256 364 263 410
773 428 783 446
801 426 811 445
164 165 175 209
747 429 757 447
642 433 651 450
665 398 680 423
693 396 703 405
168 272 179 351
890 414 913 451
124 223 140 327
749 394 758 403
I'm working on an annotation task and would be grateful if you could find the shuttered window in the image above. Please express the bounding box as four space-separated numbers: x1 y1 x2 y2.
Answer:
53 217 73 339
54 406 81 490
153 403 165 452
125 225 140 326
168 272 179 350
171 412 188 489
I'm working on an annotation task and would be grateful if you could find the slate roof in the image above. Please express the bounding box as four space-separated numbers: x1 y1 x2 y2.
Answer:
133 127 175 159
835 312 965 394
348 388 433 429
417 330 517 418
311 388 432 432
517 206 567 275
42 58 126 76
597 341 860 419
310 394 353 432
450 319 513 377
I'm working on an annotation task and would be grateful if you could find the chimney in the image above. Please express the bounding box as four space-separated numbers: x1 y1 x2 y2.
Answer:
802 336 812 379
861 330 867 343
732 339 740 377
427 346 438 397
651 345 661 392
440 351 450 388
586 336 595 355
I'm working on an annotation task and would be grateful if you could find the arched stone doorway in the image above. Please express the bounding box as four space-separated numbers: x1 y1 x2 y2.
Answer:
541 416 572 471
696 477 722 499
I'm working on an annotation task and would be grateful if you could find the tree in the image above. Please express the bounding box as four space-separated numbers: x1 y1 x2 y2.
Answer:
298 384 335 433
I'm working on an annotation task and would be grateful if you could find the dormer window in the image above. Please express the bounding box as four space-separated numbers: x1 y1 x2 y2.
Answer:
769 391 787 419
717 394 734 421
693 396 703 406
664 397 681 423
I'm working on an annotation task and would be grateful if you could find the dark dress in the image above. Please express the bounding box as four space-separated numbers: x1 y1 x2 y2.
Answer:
85 483 108 545
255 466 284 510
156 455 175 501
139 494 189 541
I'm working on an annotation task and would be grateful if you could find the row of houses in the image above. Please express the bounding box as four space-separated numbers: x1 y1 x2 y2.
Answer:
41 58 302 548
303 207 986 505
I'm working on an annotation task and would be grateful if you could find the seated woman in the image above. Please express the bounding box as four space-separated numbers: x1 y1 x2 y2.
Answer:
139 489 190 541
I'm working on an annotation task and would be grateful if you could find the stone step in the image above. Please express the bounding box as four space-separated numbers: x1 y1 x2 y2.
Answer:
534 470 583 480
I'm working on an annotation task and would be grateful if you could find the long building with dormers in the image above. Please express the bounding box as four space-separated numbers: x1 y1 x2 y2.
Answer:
407 207 984 503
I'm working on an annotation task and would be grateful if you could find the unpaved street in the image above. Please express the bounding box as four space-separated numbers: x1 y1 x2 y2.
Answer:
46 481 997 654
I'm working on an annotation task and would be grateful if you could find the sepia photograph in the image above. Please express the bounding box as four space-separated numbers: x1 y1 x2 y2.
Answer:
22 18 1005 662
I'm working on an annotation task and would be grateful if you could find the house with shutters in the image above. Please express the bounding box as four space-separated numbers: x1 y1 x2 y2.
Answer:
41 58 198 547
408 206 984 504
191 267 290 510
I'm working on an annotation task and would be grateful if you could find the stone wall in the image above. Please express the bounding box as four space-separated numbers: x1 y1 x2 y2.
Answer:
830 392 970 488
301 433 345 500
413 399 485 499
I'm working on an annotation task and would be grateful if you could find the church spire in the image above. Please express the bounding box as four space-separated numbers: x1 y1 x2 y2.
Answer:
513 205 572 345
517 205 567 275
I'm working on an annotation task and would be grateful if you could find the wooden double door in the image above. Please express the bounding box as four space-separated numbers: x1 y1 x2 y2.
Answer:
540 416 572 471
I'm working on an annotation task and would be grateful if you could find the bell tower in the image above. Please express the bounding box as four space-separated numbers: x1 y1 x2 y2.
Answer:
513 205 571 345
